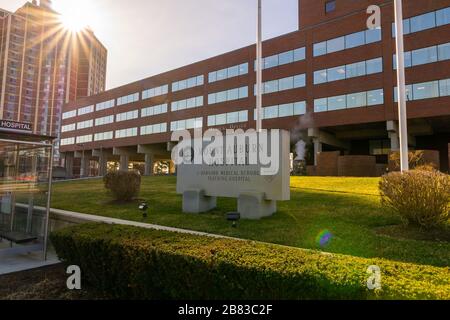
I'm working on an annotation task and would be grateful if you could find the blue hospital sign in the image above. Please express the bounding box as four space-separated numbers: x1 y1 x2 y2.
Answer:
0 120 32 133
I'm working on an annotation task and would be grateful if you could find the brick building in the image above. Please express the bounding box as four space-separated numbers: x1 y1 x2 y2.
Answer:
0 0 107 160
60 0 450 177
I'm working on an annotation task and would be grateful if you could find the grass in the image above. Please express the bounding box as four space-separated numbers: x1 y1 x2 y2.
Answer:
50 176 450 268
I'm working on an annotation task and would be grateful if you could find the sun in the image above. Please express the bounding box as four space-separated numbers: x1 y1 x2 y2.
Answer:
53 0 92 32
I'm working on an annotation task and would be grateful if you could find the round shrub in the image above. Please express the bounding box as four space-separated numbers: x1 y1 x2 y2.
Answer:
379 169 450 229
103 170 141 202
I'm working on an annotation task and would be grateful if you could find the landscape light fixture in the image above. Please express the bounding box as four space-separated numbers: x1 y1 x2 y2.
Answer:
227 212 241 228
139 201 149 219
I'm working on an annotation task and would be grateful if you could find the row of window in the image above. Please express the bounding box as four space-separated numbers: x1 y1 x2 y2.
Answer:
95 115 114 126
255 101 306 120
78 105 94 116
392 6 450 37
116 127 138 139
259 74 305 94
207 110 248 127
142 84 169 100
172 75 204 92
393 42 450 69
96 99 115 111
259 47 306 70
314 57 382 84
208 63 248 83
77 119 93 130
117 93 139 106
94 131 113 142
141 103 168 117
170 117 203 132
116 110 139 122
313 28 382 57
394 78 450 102
208 86 248 105
314 89 384 112
171 96 204 112
141 122 167 136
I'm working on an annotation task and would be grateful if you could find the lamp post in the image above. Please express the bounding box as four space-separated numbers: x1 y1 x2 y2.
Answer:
256 0 263 133
393 0 409 171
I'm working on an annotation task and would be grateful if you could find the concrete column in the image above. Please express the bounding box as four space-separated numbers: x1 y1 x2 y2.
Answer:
389 132 400 151
81 156 90 178
99 152 108 176
313 138 323 166
120 155 129 171
65 153 74 179
144 154 154 176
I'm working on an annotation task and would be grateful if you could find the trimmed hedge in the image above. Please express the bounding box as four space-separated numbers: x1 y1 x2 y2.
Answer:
50 223 450 300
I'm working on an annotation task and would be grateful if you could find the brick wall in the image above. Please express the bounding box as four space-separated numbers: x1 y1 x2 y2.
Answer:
338 156 377 177
316 151 340 176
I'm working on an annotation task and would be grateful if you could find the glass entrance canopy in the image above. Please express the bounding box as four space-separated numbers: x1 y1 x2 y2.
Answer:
0 130 54 260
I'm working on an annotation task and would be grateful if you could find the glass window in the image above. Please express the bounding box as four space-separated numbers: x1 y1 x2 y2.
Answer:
279 103 293 117
294 74 306 88
314 98 328 112
279 51 294 65
410 12 436 33
208 115 215 126
187 77 196 88
328 66 346 81
239 63 248 75
294 101 306 115
346 61 366 78
216 114 226 125
393 52 412 69
294 47 306 61
217 69 227 81
208 93 216 104
227 112 239 124
264 55 278 69
365 28 381 44
313 41 327 56
239 110 248 122
228 88 239 100
367 89 384 106
413 81 439 100
366 58 382 74
314 70 327 84
216 91 227 103
264 106 278 119
438 43 450 60
412 46 438 65
345 31 365 49
228 65 239 78
327 36 345 53
327 95 346 110
279 77 294 91
439 78 450 96
264 80 278 94
436 7 450 26
239 86 248 98
325 0 336 13
196 96 203 106
347 92 367 108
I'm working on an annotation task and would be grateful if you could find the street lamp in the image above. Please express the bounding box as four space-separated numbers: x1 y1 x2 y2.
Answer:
393 0 409 171
256 0 263 133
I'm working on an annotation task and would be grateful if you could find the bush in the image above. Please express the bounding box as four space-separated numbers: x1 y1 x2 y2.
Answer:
389 150 438 170
50 223 450 300
379 169 450 229
103 170 141 201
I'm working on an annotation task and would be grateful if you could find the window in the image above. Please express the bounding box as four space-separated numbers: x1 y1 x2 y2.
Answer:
208 86 248 105
412 46 438 66
410 12 436 33
345 31 365 49
62 110 76 119
60 137 75 146
365 28 381 44
436 7 450 26
96 99 115 111
325 0 336 13
208 111 248 126
94 131 113 141
141 103 168 117
314 69 327 84
78 105 94 116
170 117 202 131
254 101 306 120
314 89 384 112
366 58 383 74
328 66 346 82
77 120 93 130
172 75 204 92
412 81 439 100
438 43 450 60
76 134 92 144
313 42 327 57
116 110 139 122
257 74 305 94
62 123 76 132
142 84 168 99
327 37 345 54
346 61 365 78
117 93 139 106
95 115 114 126
279 77 294 91
370 140 391 155
171 96 203 111
141 123 167 135
439 79 450 96
115 128 138 139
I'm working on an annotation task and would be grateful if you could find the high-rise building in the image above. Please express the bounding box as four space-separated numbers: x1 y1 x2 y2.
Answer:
60 0 450 177
0 0 107 160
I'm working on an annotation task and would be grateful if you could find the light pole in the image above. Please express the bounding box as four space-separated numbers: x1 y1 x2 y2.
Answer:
393 0 409 171
256 0 263 133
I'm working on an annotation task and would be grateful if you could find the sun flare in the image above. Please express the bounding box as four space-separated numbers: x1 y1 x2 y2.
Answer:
53 0 93 32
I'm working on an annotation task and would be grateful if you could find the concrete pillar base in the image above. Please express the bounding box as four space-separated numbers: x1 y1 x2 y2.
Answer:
144 154 154 176
120 155 129 171
182 189 217 213
237 192 276 220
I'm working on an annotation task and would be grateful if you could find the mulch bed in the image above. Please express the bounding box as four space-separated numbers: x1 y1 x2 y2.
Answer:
0 264 102 300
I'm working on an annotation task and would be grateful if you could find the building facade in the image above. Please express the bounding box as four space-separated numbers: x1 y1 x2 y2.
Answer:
0 0 107 160
60 0 450 177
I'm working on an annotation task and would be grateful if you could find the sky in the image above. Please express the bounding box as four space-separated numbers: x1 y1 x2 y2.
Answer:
0 0 298 90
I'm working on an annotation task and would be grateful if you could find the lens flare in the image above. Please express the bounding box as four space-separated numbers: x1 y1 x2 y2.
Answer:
315 229 333 247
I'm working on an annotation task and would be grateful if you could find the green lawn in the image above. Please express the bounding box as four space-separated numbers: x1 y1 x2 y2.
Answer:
50 176 450 268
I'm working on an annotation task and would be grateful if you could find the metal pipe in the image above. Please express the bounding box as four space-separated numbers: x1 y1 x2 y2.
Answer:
256 0 263 133
394 0 409 171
